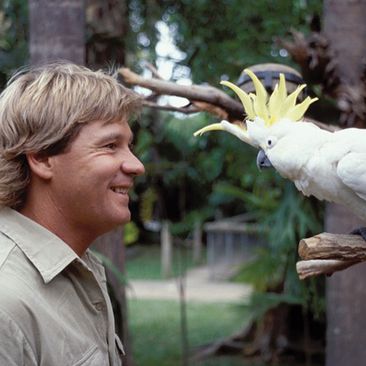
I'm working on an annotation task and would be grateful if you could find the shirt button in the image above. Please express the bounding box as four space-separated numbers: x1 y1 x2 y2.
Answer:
94 302 105 311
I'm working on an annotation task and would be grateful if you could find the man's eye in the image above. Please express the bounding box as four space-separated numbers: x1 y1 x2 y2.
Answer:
105 143 117 150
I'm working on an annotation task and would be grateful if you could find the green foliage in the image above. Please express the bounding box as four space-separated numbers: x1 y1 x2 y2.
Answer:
169 207 213 236
249 291 304 320
130 0 322 83
232 181 325 316
233 248 284 292
0 0 28 88
123 221 140 246
139 187 158 223
134 110 271 237
212 181 279 211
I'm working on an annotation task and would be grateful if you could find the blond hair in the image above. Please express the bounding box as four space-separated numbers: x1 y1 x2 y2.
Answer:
0 62 141 209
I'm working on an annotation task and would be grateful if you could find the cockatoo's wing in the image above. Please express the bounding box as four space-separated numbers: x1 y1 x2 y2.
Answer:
337 152 366 202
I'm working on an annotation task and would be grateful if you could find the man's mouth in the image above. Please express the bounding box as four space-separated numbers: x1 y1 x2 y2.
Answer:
111 186 129 195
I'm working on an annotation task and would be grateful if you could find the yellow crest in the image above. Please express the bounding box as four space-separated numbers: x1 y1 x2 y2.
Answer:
221 69 318 126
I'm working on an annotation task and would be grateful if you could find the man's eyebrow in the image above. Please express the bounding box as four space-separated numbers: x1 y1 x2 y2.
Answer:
96 131 134 145
97 132 122 142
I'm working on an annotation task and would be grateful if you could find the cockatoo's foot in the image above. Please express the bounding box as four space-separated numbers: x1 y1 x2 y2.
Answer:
350 227 366 241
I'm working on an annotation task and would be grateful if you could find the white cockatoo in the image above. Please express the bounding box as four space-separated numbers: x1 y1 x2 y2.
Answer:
194 69 366 227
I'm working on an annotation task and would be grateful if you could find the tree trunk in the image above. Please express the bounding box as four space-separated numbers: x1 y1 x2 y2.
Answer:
92 229 133 366
86 0 129 69
323 0 366 86
323 0 366 127
322 1 366 365
29 0 85 65
325 204 366 366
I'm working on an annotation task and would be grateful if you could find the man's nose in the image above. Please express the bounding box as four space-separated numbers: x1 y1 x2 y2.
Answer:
122 153 145 176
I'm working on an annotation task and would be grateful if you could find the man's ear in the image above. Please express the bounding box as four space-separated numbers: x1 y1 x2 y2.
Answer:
25 152 54 180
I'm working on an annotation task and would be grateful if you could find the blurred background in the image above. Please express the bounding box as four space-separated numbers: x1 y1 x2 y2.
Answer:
2 1 366 365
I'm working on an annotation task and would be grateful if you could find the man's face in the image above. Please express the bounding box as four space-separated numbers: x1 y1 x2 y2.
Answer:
47 119 145 236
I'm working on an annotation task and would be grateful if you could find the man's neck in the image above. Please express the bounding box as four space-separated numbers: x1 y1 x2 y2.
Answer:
19 203 94 257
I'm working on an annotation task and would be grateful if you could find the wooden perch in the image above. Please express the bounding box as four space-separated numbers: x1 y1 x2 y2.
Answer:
297 232 366 279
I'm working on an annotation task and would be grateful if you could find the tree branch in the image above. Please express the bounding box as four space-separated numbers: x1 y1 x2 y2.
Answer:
142 100 200 114
118 67 244 120
296 232 366 279
297 259 360 280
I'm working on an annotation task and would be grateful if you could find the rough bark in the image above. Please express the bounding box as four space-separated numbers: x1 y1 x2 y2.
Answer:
297 259 359 280
323 0 366 127
296 232 366 279
299 232 366 261
29 0 85 65
280 1 366 128
317 1 366 365
324 204 366 366
86 0 128 68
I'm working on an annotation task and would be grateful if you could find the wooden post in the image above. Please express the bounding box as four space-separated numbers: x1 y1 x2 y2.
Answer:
193 221 203 264
161 220 173 278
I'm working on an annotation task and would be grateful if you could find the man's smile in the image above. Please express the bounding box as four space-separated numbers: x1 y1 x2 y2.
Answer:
110 186 129 195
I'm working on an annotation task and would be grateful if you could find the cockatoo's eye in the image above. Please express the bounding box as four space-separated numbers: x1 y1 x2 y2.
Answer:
266 136 277 148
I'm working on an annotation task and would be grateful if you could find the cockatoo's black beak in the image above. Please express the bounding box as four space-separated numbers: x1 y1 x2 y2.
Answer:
256 149 273 170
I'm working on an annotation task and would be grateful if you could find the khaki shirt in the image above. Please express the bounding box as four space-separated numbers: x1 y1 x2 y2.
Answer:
0 207 124 366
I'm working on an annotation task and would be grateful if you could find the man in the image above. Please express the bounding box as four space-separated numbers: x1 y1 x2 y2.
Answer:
0 63 145 365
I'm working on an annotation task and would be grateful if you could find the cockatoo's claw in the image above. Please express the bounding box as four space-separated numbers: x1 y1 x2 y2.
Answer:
350 227 366 241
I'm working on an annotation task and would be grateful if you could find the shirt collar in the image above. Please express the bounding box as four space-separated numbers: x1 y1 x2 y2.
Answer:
0 206 79 284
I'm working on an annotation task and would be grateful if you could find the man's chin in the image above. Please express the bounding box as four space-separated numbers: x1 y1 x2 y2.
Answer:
112 211 131 226
95 213 130 236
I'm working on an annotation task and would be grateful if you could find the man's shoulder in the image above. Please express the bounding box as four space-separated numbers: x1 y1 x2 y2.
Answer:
0 233 39 302
0 231 32 276
0 242 44 332
0 231 17 270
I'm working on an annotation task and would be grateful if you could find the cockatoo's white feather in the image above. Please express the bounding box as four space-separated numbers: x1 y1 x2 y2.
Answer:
194 70 366 221
263 122 366 220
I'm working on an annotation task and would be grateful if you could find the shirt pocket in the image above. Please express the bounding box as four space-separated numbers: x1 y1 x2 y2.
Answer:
72 345 107 366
